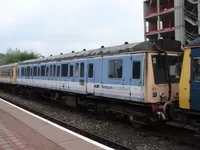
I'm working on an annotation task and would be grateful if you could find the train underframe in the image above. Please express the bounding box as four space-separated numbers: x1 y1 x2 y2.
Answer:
0 82 168 127
164 101 200 134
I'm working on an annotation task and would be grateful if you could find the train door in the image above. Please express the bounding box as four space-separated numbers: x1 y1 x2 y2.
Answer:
130 54 145 101
86 60 95 94
56 62 61 91
12 67 17 84
68 62 75 92
60 62 69 91
190 48 200 111
25 66 31 86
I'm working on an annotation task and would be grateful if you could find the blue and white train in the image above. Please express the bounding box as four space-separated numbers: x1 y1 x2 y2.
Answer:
0 39 183 125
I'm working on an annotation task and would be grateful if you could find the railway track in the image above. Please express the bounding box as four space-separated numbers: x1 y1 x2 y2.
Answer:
0 91 200 150
0 93 133 150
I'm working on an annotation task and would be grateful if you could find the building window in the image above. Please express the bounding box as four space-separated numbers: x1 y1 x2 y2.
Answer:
41 66 45 76
57 65 60 77
61 64 68 77
88 63 93 78
75 63 79 77
69 65 73 77
132 61 141 79
80 62 84 77
33 67 37 76
108 60 122 78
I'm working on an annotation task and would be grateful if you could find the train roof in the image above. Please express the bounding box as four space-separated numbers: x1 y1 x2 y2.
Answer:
0 63 18 69
186 36 200 47
19 39 183 65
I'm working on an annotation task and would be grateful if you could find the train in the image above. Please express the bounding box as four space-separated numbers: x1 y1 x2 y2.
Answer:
0 39 186 127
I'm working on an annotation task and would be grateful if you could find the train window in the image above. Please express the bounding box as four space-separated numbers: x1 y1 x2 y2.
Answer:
33 67 37 76
38 67 40 76
69 65 73 77
108 60 122 78
80 62 84 77
61 64 68 77
46 66 49 76
41 66 45 76
22 68 24 76
53 65 56 76
88 63 93 78
50 65 52 77
57 66 60 77
193 58 200 81
75 63 79 77
132 61 141 79
27 67 31 77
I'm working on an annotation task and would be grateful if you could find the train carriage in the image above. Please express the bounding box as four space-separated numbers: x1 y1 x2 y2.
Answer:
0 39 183 125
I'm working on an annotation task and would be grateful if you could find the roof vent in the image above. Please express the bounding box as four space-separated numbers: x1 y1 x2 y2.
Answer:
50 55 52 56
72 51 74 53
83 49 86 51
101 45 105 48
42 56 44 58
60 53 63 55
124 42 129 44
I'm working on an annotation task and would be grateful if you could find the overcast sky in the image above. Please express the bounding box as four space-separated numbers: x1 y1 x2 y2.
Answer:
0 0 144 56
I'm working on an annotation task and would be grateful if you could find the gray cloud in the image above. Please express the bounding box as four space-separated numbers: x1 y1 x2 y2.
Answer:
0 0 144 56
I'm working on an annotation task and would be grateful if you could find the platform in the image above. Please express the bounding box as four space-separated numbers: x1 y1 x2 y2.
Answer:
0 98 113 150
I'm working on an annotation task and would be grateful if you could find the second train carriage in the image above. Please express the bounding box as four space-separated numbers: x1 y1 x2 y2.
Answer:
0 39 183 124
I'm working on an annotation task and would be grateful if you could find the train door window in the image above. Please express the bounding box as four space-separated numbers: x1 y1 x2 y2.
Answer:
75 63 79 77
38 67 41 76
69 65 73 77
50 65 52 77
108 59 122 78
132 61 141 79
193 58 200 81
88 63 93 78
53 65 56 76
57 65 60 77
41 66 45 76
33 67 37 76
61 64 68 77
80 62 84 77
46 66 49 76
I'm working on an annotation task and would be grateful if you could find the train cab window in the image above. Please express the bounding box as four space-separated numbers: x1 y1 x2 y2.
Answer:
132 61 141 79
33 67 37 76
75 63 79 77
61 64 68 77
108 60 122 78
53 65 56 77
57 66 60 77
193 58 200 81
80 62 84 77
69 65 74 77
41 66 45 76
88 63 93 78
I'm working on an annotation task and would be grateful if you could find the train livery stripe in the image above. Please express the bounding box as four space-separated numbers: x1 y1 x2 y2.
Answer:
179 48 190 110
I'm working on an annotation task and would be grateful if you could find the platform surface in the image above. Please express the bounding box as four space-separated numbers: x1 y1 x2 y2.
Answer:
0 99 113 150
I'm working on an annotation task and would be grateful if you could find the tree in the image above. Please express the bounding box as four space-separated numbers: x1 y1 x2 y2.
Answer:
3 48 41 64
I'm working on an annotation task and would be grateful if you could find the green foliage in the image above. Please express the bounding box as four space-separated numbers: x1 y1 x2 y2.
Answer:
4 48 41 64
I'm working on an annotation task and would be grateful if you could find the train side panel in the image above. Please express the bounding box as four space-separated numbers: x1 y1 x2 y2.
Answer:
179 48 191 110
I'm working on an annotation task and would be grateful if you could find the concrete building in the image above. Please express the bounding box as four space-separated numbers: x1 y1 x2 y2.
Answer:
143 0 199 45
